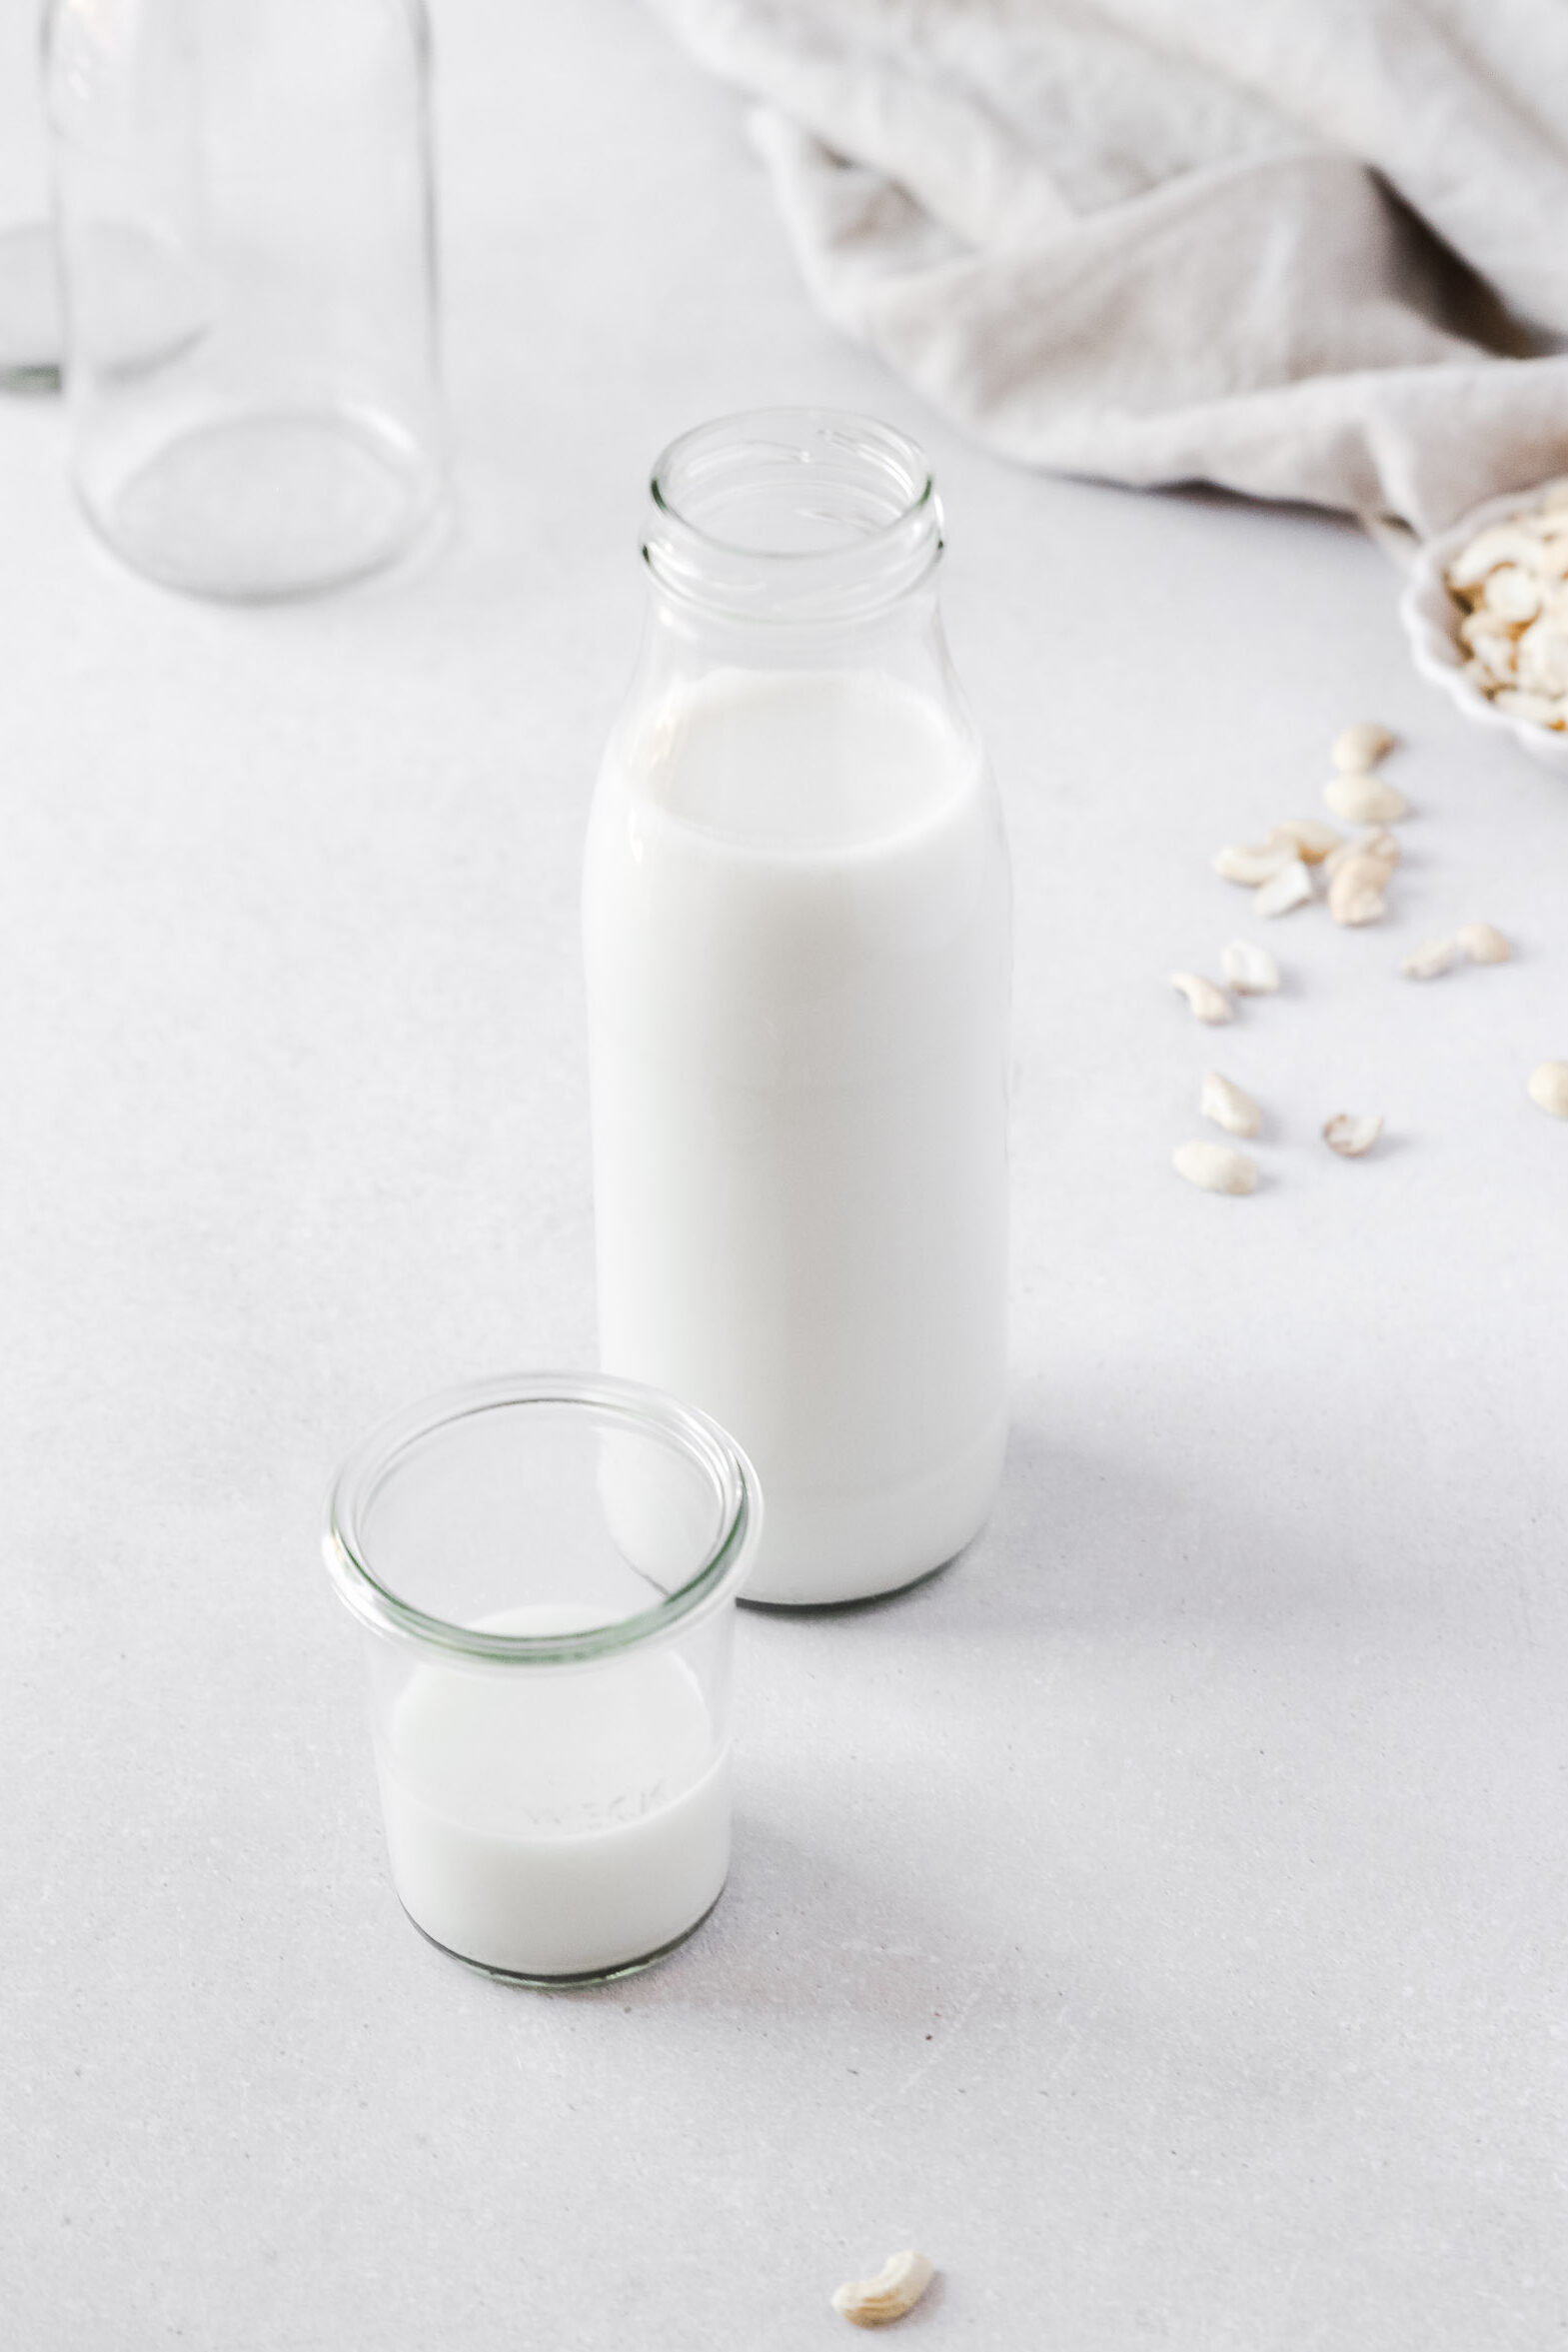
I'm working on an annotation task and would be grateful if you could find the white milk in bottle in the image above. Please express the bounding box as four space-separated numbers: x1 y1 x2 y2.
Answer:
584 412 1010 1605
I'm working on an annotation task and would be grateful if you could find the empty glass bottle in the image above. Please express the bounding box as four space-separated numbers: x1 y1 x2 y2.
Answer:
45 0 445 597
0 0 59 390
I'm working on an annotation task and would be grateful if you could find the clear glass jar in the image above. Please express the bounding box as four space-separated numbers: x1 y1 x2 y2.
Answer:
322 1374 762 1986
584 409 1011 1608
44 0 444 598
0 1 59 390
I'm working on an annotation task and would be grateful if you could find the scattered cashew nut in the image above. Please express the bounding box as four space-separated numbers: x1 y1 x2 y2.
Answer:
1327 854 1390 926
1170 972 1232 1024
1173 1141 1258 1194
1213 840 1298 886
1325 827 1400 878
1400 936 1459 981
1528 1063 1568 1119
831 2251 935 2329
1175 731 1509 1174
1324 772 1410 825
1331 722 1396 772
1266 818 1344 863
1254 859 1313 918
1201 1072 1262 1138
1221 940 1279 994
1323 1113 1383 1158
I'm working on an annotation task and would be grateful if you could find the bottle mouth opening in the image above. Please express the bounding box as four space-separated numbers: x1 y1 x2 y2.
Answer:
646 407 941 622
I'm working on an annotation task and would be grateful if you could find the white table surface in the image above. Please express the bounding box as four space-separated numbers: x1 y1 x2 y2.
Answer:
4 5 1567 2346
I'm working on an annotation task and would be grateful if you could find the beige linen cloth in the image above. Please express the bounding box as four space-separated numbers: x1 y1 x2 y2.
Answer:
647 0 1568 532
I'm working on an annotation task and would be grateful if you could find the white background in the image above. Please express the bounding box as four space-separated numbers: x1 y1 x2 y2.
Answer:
3 3 1566 2346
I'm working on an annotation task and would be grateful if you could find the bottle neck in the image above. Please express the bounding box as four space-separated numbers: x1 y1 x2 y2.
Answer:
643 408 944 636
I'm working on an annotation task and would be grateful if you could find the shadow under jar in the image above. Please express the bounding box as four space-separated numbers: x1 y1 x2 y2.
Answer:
323 1375 762 1986
45 0 445 599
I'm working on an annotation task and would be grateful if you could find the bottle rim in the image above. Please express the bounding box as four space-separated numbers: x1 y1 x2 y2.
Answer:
646 407 942 623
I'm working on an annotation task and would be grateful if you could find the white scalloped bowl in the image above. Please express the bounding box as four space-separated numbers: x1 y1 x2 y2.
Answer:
1399 485 1568 772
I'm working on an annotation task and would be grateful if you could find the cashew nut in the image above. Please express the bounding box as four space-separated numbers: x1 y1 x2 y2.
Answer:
1323 772 1409 825
1331 722 1396 772
831 2251 935 2329
1173 1141 1258 1194
1170 972 1232 1024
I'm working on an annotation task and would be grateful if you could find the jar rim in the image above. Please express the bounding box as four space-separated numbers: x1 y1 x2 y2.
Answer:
646 406 941 622
322 1372 760 1665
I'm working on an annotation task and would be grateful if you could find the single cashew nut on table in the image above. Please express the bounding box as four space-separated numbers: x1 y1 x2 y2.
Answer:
1221 939 1279 994
1170 971 1232 1024
831 2250 936 2329
1331 721 1396 772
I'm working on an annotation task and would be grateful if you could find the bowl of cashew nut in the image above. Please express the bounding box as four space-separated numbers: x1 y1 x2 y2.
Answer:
1400 480 1568 773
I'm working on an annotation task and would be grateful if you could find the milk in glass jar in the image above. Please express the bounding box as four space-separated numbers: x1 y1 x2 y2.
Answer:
584 411 1010 1606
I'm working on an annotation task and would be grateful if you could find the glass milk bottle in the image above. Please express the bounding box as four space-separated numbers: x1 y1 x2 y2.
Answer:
584 409 1011 1607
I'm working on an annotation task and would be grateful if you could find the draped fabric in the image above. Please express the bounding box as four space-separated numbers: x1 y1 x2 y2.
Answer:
648 0 1568 530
